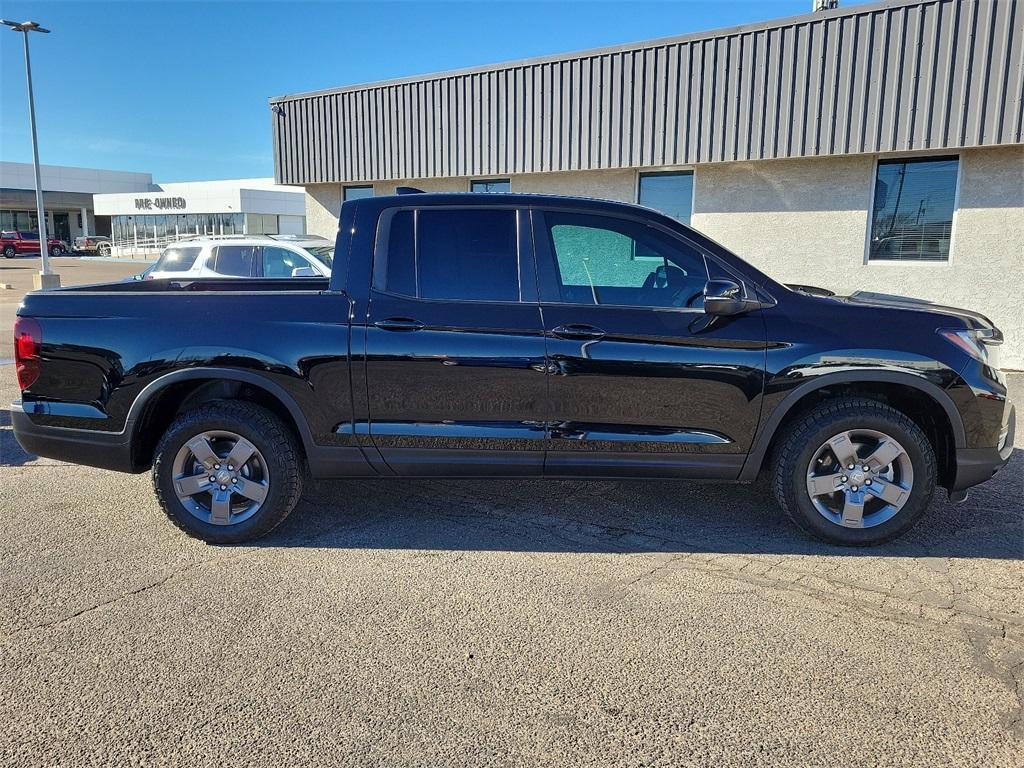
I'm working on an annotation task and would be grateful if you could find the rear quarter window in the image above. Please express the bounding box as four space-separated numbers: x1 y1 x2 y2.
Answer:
153 246 203 273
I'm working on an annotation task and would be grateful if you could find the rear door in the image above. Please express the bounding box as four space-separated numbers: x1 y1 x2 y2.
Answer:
533 208 767 478
363 205 548 475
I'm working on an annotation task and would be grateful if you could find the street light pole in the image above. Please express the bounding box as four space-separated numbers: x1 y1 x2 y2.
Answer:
2 19 60 289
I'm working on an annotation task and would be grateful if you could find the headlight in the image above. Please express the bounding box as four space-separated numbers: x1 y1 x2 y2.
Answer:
938 328 1002 366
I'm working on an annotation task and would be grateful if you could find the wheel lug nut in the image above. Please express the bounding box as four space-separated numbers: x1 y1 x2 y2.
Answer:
209 476 216 482
841 476 848 482
851 485 859 491
228 465 234 471
848 464 855 470
220 485 227 490
214 464 220 470
862 465 870 472
231 477 237 483
866 479 872 485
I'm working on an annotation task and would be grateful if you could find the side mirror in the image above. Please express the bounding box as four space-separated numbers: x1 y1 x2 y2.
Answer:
703 279 747 316
291 266 317 277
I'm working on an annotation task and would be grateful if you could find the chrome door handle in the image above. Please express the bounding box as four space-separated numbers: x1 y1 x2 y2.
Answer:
551 324 606 340
374 317 425 331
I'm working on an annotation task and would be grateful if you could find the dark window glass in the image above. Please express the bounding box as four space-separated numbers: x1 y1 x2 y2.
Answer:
382 209 519 302
384 211 416 296
544 212 708 308
470 179 511 194
869 156 958 261
417 210 518 301
212 245 258 277
19 231 39 240
638 172 694 223
262 246 311 277
343 185 374 201
153 246 202 272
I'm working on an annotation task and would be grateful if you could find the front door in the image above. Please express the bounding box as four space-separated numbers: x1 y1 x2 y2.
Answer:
532 209 767 478
364 206 548 475
52 213 70 244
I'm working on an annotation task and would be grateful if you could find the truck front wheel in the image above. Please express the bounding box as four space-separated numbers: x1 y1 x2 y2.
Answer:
771 397 937 546
152 401 303 544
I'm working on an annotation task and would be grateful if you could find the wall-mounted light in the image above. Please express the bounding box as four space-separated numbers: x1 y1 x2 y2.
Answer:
271 104 285 116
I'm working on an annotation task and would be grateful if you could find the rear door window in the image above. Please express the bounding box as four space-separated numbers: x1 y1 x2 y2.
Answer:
378 208 520 302
153 246 202 273
212 245 258 277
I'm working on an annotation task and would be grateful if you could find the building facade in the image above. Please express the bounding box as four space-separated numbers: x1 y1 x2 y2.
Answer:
0 162 153 242
93 178 307 257
269 0 1024 367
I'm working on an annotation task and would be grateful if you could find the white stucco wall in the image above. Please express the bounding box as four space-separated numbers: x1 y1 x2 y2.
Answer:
691 146 1024 369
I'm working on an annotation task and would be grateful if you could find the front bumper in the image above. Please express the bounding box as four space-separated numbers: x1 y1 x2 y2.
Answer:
11 401 137 473
952 403 1016 491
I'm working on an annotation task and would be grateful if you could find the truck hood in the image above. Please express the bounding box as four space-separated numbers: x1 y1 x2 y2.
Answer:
842 290 998 332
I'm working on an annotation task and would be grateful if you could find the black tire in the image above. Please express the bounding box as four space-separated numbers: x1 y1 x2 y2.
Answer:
3 246 15 258
97 242 111 257
771 397 937 546
50 245 64 256
152 400 303 544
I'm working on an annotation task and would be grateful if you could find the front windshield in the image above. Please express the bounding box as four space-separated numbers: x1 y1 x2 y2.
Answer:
304 246 334 269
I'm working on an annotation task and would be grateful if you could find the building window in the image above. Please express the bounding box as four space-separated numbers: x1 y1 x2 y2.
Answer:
869 156 958 262
638 171 693 223
247 213 279 235
343 185 373 201
470 179 511 194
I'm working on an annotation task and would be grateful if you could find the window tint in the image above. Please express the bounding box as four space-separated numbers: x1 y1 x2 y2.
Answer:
343 185 374 201
212 245 258 277
869 156 958 261
638 172 694 223
385 211 417 296
544 212 708 308
470 179 511 193
153 246 202 273
382 209 519 302
1 233 14 240
262 247 312 277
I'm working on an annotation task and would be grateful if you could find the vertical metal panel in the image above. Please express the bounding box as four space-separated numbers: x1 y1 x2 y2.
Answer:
272 0 1024 184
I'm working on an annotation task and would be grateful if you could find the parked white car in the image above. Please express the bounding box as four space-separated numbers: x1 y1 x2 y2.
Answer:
140 235 334 280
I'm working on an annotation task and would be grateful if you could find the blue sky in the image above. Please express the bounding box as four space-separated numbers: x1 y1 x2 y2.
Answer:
1 0 867 182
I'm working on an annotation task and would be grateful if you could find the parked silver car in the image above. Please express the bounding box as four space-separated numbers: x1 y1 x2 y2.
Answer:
138 235 334 280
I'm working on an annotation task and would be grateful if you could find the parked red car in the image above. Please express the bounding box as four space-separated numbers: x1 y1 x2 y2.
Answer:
1 230 69 258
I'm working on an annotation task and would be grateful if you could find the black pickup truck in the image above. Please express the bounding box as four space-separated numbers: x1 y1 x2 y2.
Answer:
12 193 1015 546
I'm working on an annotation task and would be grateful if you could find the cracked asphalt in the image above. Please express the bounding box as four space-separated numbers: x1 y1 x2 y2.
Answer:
1 260 1022 766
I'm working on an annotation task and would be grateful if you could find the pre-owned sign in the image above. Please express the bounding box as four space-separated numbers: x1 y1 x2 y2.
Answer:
134 197 186 210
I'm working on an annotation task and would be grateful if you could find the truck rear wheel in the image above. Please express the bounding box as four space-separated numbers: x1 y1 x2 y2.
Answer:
771 397 937 546
152 401 303 544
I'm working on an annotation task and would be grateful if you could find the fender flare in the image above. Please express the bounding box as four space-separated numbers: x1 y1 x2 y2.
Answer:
125 367 317 455
738 370 966 482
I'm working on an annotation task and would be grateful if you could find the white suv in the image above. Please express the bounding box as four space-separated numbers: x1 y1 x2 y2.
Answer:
140 235 334 280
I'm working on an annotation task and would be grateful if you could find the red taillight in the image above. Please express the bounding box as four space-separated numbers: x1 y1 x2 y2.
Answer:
14 316 42 390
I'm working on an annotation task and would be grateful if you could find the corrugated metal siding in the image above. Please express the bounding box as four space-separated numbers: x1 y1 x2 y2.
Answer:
272 0 1023 185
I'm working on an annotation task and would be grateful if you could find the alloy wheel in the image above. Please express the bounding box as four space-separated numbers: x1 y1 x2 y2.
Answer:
171 430 269 526
805 428 914 529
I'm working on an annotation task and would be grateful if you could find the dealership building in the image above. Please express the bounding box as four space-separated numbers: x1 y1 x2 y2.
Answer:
93 178 307 256
0 161 153 242
269 0 1023 367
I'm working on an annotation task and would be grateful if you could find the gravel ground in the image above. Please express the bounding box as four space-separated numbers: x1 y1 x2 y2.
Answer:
0 258 1021 767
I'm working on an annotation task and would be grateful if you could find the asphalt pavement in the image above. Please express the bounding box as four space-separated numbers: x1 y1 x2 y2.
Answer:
0 257 1022 766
